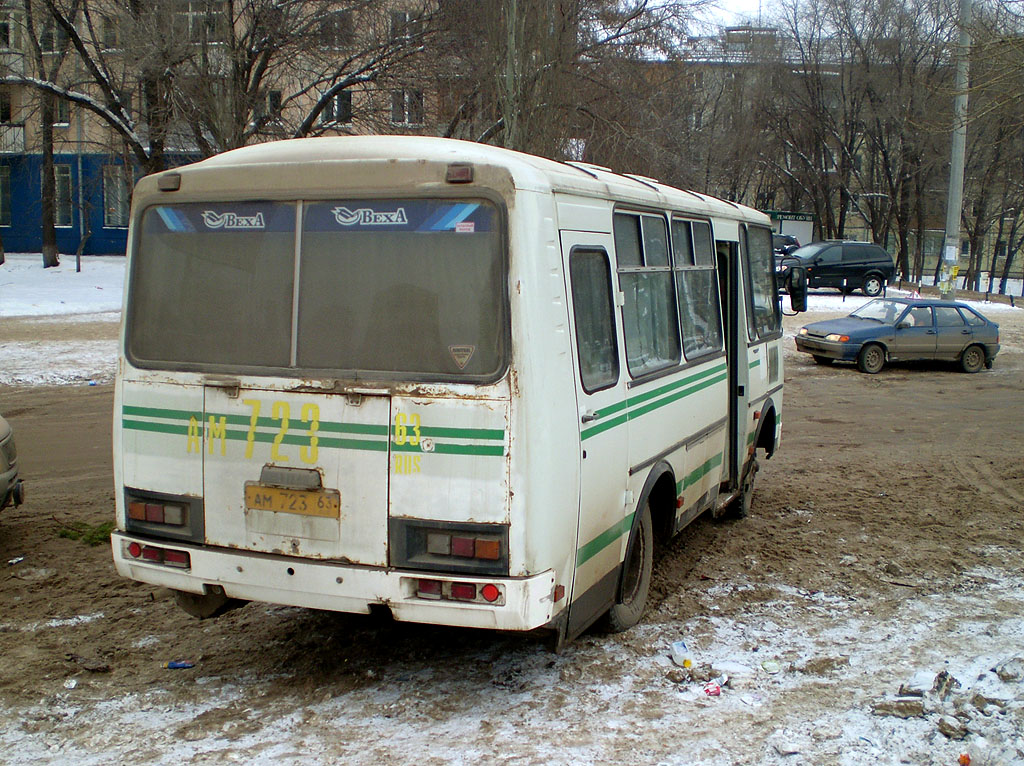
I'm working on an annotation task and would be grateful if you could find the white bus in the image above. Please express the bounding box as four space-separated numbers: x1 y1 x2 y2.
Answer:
112 136 806 645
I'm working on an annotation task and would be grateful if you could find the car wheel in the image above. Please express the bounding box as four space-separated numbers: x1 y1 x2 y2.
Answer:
857 343 885 374
812 355 834 366
960 344 985 373
862 274 884 296
602 503 653 633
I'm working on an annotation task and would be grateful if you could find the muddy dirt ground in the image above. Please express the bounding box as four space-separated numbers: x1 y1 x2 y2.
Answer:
1 295 1023 764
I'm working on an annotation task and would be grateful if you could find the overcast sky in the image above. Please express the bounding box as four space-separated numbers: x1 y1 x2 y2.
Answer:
711 0 776 26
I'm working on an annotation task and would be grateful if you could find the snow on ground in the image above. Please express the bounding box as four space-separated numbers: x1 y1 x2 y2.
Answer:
0 254 124 386
2 254 1024 763
0 254 125 318
3 570 1023 764
1 253 1021 388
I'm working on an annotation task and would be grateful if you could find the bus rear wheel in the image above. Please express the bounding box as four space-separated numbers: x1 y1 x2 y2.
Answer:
603 503 653 633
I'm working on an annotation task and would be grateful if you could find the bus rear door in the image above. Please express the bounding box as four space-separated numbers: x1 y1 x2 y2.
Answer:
201 385 391 566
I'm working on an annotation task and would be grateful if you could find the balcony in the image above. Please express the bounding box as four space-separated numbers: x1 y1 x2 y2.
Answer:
0 123 25 153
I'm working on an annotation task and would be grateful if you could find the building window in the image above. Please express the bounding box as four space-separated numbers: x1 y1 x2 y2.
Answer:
39 23 69 53
53 98 70 126
389 10 419 41
173 0 228 43
255 90 282 123
0 166 10 226
391 89 423 125
0 88 11 123
101 14 120 49
318 10 353 48
48 164 73 227
321 90 352 125
103 165 131 228
1 10 23 50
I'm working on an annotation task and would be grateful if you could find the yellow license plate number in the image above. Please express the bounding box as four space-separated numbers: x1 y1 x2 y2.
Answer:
244 485 341 518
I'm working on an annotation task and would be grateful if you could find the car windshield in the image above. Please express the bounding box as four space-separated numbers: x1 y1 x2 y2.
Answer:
789 242 829 262
850 299 903 323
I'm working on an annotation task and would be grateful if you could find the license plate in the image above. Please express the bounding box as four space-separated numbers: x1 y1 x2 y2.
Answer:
244 485 341 518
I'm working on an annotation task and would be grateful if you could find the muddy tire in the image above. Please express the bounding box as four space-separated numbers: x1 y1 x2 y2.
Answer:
960 345 985 374
857 343 885 374
603 504 653 633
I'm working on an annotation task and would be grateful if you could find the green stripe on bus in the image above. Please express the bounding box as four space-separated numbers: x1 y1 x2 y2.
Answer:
581 363 727 440
675 452 724 494
576 511 636 568
624 363 726 410
123 405 199 421
418 426 505 441
122 405 504 455
122 420 502 457
626 371 728 422
122 419 190 436
391 442 505 457
125 405 503 441
749 359 760 370
580 412 630 442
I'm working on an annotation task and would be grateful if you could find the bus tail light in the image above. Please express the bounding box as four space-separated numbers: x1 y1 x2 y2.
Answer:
417 579 442 599
124 489 204 544
408 577 505 606
450 582 476 601
128 500 186 526
124 540 191 570
390 519 509 576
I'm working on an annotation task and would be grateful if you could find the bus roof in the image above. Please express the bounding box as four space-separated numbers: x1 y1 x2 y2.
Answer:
154 135 767 225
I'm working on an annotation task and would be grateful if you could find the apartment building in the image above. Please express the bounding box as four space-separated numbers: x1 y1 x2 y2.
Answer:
0 0 433 255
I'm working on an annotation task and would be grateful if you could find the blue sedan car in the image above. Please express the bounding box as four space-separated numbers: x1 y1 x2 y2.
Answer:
796 298 1000 374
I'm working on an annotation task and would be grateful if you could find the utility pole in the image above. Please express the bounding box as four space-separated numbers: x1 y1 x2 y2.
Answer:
940 0 972 299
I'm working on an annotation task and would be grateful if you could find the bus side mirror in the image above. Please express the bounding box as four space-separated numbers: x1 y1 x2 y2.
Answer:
788 267 807 312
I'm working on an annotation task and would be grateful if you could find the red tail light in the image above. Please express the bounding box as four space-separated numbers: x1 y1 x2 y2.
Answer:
125 541 191 569
450 583 476 601
417 579 442 599
481 584 500 603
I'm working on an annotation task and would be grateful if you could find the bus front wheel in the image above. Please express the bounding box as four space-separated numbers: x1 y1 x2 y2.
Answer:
603 503 653 633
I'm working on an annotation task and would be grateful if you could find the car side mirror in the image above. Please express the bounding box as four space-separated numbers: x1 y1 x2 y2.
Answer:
897 320 910 330
787 266 807 312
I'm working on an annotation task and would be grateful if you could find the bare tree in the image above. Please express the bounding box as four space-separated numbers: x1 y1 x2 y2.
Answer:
435 0 697 160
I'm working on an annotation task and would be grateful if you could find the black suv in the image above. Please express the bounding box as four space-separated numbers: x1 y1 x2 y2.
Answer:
782 240 895 297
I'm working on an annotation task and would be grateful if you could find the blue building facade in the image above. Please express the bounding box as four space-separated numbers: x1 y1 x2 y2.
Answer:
1 152 197 255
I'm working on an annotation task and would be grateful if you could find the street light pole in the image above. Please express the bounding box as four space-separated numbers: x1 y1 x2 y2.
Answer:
940 0 972 299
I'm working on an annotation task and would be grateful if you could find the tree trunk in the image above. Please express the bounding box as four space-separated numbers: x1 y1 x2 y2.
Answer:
41 94 60 268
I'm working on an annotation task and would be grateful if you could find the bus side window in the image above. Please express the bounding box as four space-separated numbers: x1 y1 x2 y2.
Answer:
569 249 620 393
672 218 723 359
614 212 681 378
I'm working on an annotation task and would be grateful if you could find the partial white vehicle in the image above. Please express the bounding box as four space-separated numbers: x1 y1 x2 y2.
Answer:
0 415 25 511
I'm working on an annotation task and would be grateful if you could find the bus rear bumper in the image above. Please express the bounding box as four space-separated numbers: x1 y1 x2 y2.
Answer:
112 533 557 631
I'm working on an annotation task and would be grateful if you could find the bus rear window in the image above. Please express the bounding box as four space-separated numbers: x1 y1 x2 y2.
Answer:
128 199 507 381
